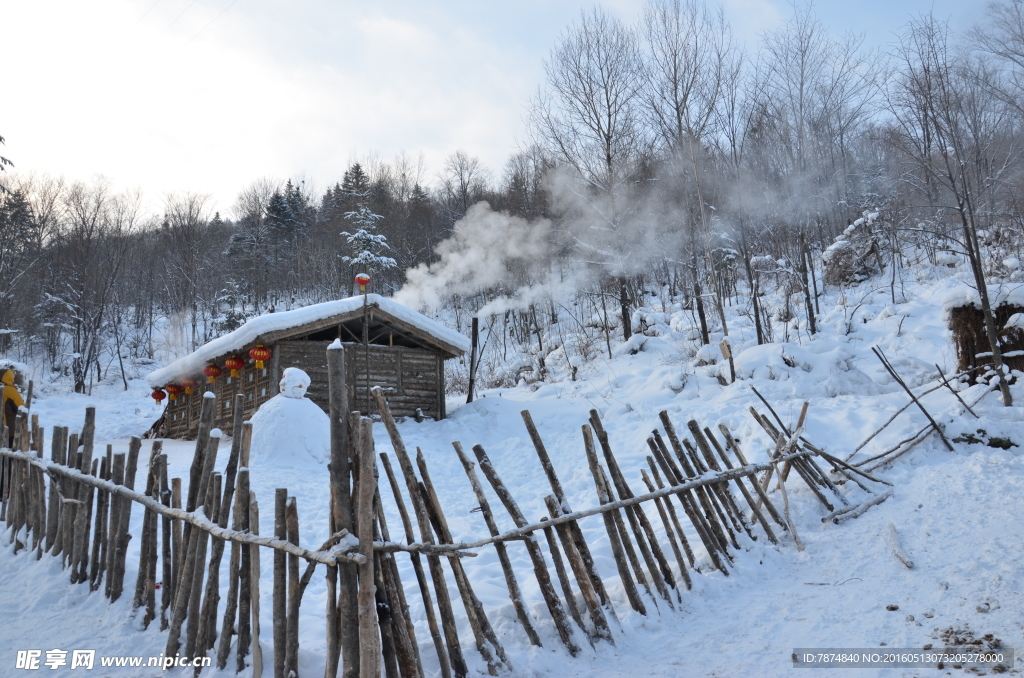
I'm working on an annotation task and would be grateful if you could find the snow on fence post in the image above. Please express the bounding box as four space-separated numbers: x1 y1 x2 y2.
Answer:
704 425 779 544
170 478 183 603
638 469 693 590
60 430 78 563
327 339 359 678
145 457 166 627
215 487 242 672
103 452 125 595
687 421 751 539
540 515 587 637
355 417 381 678
653 419 731 570
191 472 221 654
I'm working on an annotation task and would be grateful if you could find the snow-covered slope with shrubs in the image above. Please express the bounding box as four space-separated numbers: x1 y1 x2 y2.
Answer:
1 264 1022 678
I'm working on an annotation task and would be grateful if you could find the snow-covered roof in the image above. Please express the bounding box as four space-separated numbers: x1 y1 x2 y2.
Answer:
147 294 470 388
941 284 1024 313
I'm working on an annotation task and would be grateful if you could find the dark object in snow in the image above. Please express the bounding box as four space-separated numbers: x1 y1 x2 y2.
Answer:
946 295 1024 382
952 429 1017 449
887 604 900 611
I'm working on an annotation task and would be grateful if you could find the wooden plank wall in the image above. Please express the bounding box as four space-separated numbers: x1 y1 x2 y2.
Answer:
280 341 442 420
160 366 271 439
159 341 444 439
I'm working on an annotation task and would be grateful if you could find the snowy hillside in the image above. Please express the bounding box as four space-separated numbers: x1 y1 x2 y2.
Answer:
1 264 1022 678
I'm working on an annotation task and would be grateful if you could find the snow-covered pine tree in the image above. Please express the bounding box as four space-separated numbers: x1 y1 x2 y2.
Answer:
341 203 397 276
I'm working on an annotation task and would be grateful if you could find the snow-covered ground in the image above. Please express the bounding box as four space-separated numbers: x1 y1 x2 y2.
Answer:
2 267 1023 677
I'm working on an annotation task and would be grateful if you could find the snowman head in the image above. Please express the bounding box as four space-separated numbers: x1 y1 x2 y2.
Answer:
279 367 311 399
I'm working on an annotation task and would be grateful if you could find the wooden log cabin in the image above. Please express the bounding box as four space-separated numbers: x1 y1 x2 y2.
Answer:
147 294 470 439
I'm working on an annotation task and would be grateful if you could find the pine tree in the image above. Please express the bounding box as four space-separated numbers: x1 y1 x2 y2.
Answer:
341 163 369 197
341 204 397 274
0 133 12 193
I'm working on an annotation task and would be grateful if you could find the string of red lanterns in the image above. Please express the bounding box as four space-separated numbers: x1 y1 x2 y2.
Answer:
156 344 275 405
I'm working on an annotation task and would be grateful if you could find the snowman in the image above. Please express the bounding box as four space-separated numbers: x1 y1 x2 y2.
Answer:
248 367 331 467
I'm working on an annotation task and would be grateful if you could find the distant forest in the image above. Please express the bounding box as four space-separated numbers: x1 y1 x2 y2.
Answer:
2 0 1023 398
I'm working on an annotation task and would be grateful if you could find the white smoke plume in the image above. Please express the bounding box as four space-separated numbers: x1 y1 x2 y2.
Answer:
394 202 565 315
394 168 689 316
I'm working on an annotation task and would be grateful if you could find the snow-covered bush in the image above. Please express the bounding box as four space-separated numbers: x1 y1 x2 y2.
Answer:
822 211 883 286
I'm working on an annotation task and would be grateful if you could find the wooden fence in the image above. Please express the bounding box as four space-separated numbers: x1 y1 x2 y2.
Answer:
0 344 888 677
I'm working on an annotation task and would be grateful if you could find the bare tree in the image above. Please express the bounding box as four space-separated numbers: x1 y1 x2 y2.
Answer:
162 192 214 349
642 0 732 151
437 150 491 222
972 0 1024 116
889 13 1020 405
530 7 650 339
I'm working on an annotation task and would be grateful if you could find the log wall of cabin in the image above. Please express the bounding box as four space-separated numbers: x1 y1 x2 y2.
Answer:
158 340 445 440
276 340 442 419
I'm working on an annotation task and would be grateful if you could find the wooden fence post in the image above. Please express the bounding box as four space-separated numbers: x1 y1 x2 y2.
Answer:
355 418 381 678
250 494 263 678
236 467 252 674
273 488 288 678
285 497 301 678
110 436 142 602
327 341 359 678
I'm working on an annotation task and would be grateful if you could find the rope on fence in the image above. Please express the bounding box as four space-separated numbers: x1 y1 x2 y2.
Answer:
0 448 366 566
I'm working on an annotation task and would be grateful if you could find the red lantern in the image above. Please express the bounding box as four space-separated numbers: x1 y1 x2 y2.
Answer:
355 272 371 291
180 377 198 395
249 344 271 370
224 355 245 378
151 388 166 402
165 384 182 401
204 364 222 384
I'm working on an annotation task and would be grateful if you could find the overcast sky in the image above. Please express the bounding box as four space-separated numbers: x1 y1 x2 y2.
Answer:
3 0 974 217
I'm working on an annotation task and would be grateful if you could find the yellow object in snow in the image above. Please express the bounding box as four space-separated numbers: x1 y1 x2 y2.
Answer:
2 369 25 426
